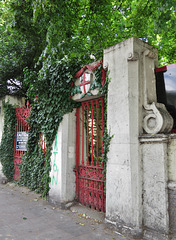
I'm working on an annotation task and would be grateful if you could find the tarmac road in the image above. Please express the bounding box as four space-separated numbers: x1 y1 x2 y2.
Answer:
0 182 132 240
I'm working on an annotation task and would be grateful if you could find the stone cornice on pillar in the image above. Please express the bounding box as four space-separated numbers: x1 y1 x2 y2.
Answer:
139 134 169 143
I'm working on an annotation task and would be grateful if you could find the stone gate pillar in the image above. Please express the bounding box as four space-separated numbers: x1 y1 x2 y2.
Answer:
104 37 173 239
49 111 76 206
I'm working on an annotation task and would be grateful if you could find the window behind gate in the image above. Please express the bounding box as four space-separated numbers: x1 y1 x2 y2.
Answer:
75 97 105 212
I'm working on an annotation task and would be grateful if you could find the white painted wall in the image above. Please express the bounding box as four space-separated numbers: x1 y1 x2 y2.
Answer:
49 110 76 205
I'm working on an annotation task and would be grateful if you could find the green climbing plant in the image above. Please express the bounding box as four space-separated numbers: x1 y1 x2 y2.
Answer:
19 57 112 196
19 56 82 196
0 101 16 181
91 64 113 176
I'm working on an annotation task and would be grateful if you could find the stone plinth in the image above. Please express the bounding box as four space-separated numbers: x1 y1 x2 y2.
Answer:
140 135 169 240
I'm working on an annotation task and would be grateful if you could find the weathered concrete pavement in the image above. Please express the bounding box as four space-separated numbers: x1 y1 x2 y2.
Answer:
0 182 133 240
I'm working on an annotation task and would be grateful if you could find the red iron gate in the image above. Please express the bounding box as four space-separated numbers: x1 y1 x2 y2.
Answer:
75 97 105 212
13 101 31 180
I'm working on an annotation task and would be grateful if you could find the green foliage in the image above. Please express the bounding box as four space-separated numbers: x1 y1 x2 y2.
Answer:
19 56 112 196
0 0 46 97
1 0 176 98
26 55 82 142
71 86 82 96
20 150 46 193
102 128 113 177
90 64 104 91
28 0 176 66
0 101 16 180
0 31 37 97
19 56 83 196
101 71 113 176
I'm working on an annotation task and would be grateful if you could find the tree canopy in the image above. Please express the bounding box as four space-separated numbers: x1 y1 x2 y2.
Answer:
1 0 176 98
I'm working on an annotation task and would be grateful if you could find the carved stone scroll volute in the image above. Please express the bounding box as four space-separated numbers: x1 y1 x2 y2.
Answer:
143 102 173 134
142 49 173 134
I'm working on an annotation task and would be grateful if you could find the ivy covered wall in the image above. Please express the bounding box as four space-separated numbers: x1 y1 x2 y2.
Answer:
0 59 111 199
0 101 16 181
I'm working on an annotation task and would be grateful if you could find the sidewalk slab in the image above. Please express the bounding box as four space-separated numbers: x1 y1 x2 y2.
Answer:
0 183 134 240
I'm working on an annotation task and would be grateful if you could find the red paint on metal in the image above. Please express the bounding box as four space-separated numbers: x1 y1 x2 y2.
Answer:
86 103 89 165
96 100 99 166
14 101 31 180
75 97 105 212
74 60 106 89
91 101 94 166
82 103 85 165
75 60 103 78
155 63 176 73
101 68 106 87
101 98 104 167
155 66 167 73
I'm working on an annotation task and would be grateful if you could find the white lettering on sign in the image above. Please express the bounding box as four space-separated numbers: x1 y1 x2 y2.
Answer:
16 132 28 151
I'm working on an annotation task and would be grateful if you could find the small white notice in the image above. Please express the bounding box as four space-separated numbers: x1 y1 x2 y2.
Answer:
16 132 28 151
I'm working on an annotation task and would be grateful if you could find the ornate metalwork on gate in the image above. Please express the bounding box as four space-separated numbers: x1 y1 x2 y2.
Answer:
75 97 105 212
13 101 31 180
